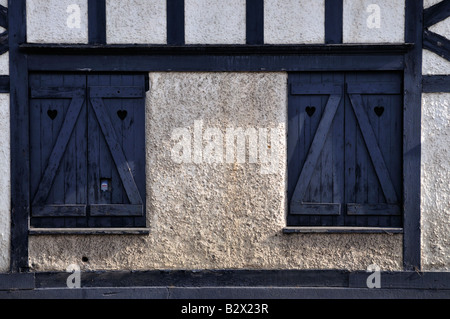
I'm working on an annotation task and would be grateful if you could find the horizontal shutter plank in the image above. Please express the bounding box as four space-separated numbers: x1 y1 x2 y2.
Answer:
31 87 85 98
32 205 87 217
291 83 342 95
346 82 402 94
89 86 145 98
290 203 341 215
347 204 401 216
90 204 143 217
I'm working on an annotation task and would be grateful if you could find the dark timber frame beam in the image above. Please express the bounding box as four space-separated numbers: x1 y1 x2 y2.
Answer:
9 0 29 273
422 75 450 92
246 0 264 45
167 0 185 45
88 0 106 44
423 29 450 62
423 0 450 29
325 0 343 44
403 0 423 271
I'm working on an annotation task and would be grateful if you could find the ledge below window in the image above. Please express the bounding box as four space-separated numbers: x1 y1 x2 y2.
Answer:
283 227 403 234
28 228 150 235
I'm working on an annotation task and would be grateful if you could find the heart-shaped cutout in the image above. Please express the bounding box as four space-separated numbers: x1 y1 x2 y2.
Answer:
117 110 128 120
47 109 58 120
374 106 384 117
305 106 316 117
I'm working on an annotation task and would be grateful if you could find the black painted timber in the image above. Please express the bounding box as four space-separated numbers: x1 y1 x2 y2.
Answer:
246 0 264 45
325 0 343 44
0 75 9 93
0 273 34 290
9 0 29 273
423 0 450 29
403 0 423 271
167 0 184 45
423 29 450 62
422 75 450 92
88 0 106 44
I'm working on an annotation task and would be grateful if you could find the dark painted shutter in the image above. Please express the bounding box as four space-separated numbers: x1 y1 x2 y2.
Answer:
288 72 402 227
344 72 402 227
30 73 147 228
87 74 146 218
288 73 345 226
30 74 88 218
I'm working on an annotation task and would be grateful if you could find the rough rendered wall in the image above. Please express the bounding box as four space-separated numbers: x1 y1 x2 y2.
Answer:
421 1 450 272
185 0 246 44
343 0 405 43
421 94 450 271
264 0 325 44
106 0 166 44
26 0 88 43
29 73 402 272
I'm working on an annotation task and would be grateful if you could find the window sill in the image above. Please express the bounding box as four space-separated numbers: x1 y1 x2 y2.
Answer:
283 227 403 234
28 228 150 235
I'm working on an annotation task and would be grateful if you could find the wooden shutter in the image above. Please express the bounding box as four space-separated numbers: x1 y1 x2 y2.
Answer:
288 73 345 226
30 74 88 218
344 72 402 227
288 72 403 227
87 74 146 218
30 73 147 228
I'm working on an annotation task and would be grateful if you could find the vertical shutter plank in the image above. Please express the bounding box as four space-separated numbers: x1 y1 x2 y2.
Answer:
32 96 86 208
291 94 342 205
90 97 143 205
349 94 398 204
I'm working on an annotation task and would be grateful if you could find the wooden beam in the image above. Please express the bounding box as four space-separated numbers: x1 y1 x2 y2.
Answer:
246 0 264 44
422 75 450 92
325 0 343 44
423 29 450 62
88 0 106 44
423 0 450 29
167 0 185 45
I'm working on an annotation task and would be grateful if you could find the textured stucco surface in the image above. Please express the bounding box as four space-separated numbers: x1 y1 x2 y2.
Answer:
424 0 442 9
264 0 325 44
422 49 450 75
185 0 246 44
26 0 88 43
421 94 450 271
0 94 10 273
29 73 402 272
106 0 166 44
343 0 405 43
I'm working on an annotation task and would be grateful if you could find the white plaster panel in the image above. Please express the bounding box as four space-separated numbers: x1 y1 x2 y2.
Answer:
343 0 405 43
424 0 442 9
264 0 325 44
185 0 246 44
0 0 6 7
0 94 10 273
421 94 450 271
26 0 88 43
106 0 166 44
0 54 8 75
422 49 450 75
429 16 450 38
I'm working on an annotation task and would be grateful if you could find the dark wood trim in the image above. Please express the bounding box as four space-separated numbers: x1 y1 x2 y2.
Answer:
325 0 343 44
28 228 150 235
8 0 29 273
423 0 450 29
423 29 450 62
167 0 185 45
88 0 106 44
403 0 423 271
25 54 406 72
246 0 264 45
0 4 7 29
422 75 450 92
283 227 403 234
0 75 9 93
20 43 413 55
